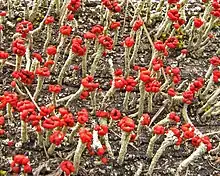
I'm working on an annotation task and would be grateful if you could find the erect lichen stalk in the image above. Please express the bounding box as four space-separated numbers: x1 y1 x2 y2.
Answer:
202 1 212 21
59 2 68 26
129 28 143 71
90 45 104 76
136 116 145 139
69 122 82 143
15 55 23 71
65 85 84 107
137 81 146 119
33 76 45 101
101 58 116 108
51 35 67 72
202 15 215 40
55 0 60 15
73 139 86 174
121 0 129 35
37 131 44 147
47 143 56 155
100 5 107 25
45 130 52 147
146 134 160 159
82 40 90 78
90 90 98 115
155 3 171 39
30 0 55 35
187 25 195 49
6 103 13 119
195 16 215 48
182 104 193 124
99 118 114 158
113 28 119 48
156 0 164 12
130 0 146 26
183 16 194 32
25 35 33 70
175 143 207 176
117 131 131 165
21 120 28 143
123 91 130 112
51 92 57 107
147 93 154 113
43 24 52 53
7 0 12 20
200 75 214 99
201 101 220 121
198 87 220 114
0 29 3 46
57 50 74 85
148 132 177 176
29 0 40 21
103 10 112 35
30 58 40 72
124 47 132 78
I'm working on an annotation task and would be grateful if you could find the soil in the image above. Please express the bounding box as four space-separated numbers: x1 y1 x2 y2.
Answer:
0 0 220 176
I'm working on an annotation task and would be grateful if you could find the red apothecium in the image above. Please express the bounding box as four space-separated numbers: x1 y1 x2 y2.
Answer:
91 25 104 35
60 160 75 176
67 0 81 12
79 127 93 144
94 124 108 136
98 35 114 50
16 20 33 38
110 21 121 30
169 112 180 122
132 19 143 31
44 16 54 24
167 9 180 22
194 18 204 28
83 31 96 40
46 46 57 55
110 108 121 120
32 52 43 63
60 25 72 36
72 38 87 56
141 113 151 126
48 84 62 94
153 125 165 135
12 39 26 56
124 37 135 47
77 108 89 124
118 116 135 132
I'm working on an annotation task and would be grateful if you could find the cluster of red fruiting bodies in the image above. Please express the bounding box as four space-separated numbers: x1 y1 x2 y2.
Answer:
0 0 219 174
153 112 212 151
10 155 32 174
